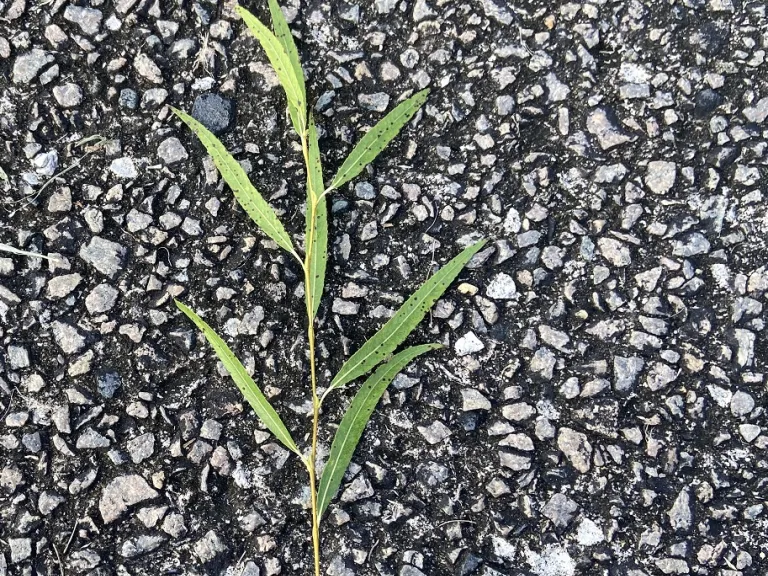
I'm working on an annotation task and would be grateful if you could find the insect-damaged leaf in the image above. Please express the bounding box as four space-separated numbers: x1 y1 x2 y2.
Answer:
305 115 328 318
171 107 296 255
238 5 306 134
267 0 305 113
330 89 429 190
317 344 441 516
175 300 301 455
329 239 486 391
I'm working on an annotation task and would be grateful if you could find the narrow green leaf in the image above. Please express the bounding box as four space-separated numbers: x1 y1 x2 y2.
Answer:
305 114 328 318
267 0 305 103
175 300 300 455
330 239 486 390
317 343 441 516
171 107 296 255
0 165 8 181
330 89 430 190
237 5 306 134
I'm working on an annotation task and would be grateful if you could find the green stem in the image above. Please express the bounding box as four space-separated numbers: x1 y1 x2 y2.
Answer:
301 128 322 576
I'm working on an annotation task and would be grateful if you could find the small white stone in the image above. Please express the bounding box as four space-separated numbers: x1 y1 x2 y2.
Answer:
455 331 484 356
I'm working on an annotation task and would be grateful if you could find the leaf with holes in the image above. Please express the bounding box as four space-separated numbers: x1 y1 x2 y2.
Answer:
317 343 441 516
330 89 429 190
238 5 306 134
328 239 486 392
175 300 300 455
267 0 305 116
305 114 328 318
171 107 296 256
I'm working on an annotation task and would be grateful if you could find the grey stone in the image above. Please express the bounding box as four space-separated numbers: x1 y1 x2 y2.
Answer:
79 236 127 278
76 428 110 449
480 0 513 24
542 493 579 528
127 433 155 463
7 345 30 369
417 420 452 444
99 475 159 524
157 137 188 165
109 157 138 179
9 538 31 563
358 93 390 112
461 389 492 411
529 348 557 380
47 186 72 212
46 273 82 299
545 72 570 102
161 512 187 538
614 356 644 392
22 432 42 452
645 362 678 391
63 5 103 35
486 272 516 299
730 390 755 417
192 93 235 135
53 83 83 107
38 491 65 515
194 530 229 563
598 238 631 267
86 283 119 314
645 161 677 195
587 107 633 150
557 427 592 473
667 487 692 532
340 474 374 502
455 331 484 356
412 0 436 21
672 233 710 257
141 88 169 108
499 452 531 471
134 53 163 84
120 534 166 558
733 328 755 367
743 97 768 123
12 49 53 84
654 558 689 574
52 321 86 354
119 89 139 110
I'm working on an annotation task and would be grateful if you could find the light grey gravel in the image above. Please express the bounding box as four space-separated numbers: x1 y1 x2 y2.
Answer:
46 273 82 299
79 236 128 278
486 272 516 299
157 137 188 165
557 427 592 473
134 53 163 84
51 320 86 354
454 331 484 356
358 93 390 112
99 475 159 524
667 487 692 532
194 530 229 563
85 283 119 314
109 157 138 179
12 49 53 84
63 5 103 35
542 493 579 528
53 83 84 108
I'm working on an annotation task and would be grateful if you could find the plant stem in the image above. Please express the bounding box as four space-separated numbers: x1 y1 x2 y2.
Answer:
301 130 323 576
